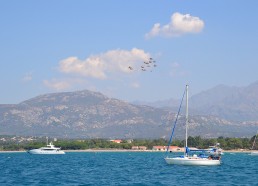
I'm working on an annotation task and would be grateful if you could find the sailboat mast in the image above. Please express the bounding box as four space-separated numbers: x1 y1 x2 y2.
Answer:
185 85 189 149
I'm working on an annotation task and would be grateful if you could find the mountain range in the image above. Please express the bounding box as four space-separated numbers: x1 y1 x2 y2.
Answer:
0 82 258 139
135 81 258 122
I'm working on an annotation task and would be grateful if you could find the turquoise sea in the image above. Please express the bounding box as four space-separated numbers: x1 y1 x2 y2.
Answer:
0 152 257 186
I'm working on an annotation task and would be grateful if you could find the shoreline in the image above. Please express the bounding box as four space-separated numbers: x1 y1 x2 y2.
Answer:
0 149 254 153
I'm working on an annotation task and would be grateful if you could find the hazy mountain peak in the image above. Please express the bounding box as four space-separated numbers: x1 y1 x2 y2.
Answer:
20 89 108 107
132 81 258 121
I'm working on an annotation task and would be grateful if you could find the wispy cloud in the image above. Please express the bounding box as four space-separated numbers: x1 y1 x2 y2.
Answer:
131 82 140 88
22 72 33 82
145 12 204 39
169 62 187 77
43 79 72 91
58 48 150 79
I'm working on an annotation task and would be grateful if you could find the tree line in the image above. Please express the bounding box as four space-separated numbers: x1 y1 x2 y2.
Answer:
0 135 256 151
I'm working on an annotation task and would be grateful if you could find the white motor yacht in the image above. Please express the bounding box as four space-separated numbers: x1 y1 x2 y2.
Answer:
250 151 258 155
28 141 65 155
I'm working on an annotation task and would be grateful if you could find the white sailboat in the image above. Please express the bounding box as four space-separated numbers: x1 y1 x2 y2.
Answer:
27 137 65 155
250 131 258 156
165 85 221 166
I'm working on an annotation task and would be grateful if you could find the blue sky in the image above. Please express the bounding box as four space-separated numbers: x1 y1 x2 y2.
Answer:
1 0 258 104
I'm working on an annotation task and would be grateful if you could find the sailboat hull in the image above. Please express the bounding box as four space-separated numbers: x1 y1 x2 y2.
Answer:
165 157 220 166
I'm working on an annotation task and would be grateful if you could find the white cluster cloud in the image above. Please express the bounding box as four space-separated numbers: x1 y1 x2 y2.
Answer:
145 12 204 38
58 48 150 79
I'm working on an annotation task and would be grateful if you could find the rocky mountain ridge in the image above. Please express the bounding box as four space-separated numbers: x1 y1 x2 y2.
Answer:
0 89 257 139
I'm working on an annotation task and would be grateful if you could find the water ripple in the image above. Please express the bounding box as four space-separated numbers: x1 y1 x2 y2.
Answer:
0 152 257 185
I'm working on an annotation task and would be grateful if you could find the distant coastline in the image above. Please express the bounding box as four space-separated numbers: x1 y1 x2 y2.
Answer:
0 149 253 153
